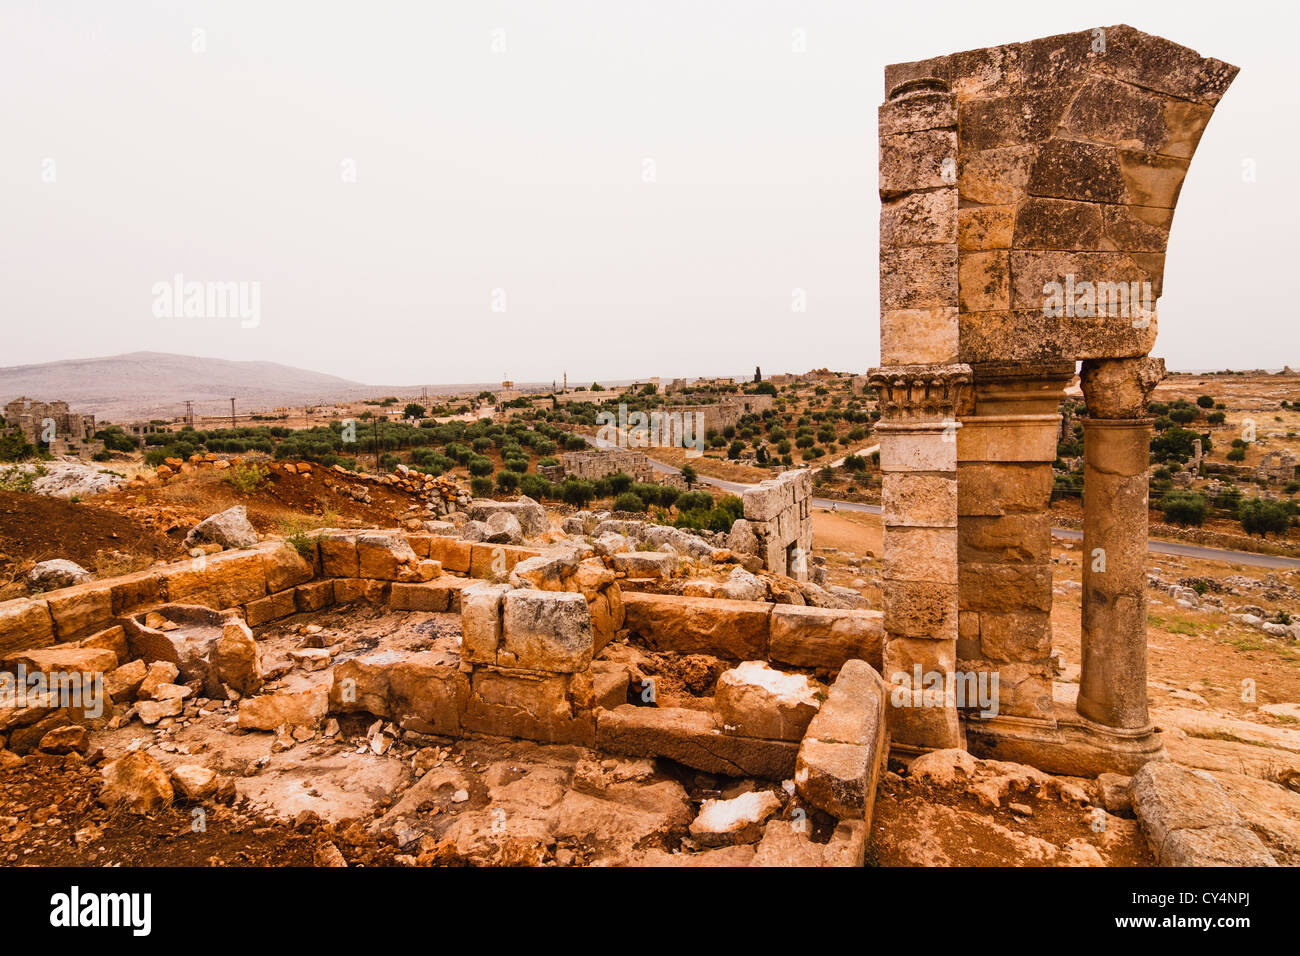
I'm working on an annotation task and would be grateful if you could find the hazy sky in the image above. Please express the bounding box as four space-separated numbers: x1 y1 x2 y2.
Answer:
2 0 1296 386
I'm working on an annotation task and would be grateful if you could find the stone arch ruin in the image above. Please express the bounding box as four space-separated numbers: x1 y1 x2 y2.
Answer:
868 25 1238 775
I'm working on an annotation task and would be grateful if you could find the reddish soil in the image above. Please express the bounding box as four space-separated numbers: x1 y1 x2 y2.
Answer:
0 490 182 576
0 753 398 867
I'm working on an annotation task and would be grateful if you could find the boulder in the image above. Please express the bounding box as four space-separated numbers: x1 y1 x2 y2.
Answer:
499 589 594 673
725 519 760 556
717 566 765 602
137 661 180 700
185 505 259 550
25 559 92 590
170 765 219 801
37 724 89 755
484 512 524 545
99 751 173 813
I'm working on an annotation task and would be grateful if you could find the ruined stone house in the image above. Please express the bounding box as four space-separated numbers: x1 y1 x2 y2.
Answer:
2 396 100 457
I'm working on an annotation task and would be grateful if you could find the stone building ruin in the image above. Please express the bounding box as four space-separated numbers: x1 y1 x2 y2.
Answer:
869 25 1237 775
1 397 101 457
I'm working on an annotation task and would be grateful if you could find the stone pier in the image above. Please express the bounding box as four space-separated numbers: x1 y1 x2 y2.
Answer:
874 26 1237 775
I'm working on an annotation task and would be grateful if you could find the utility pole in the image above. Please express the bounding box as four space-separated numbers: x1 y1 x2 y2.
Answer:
230 398 236 429
184 401 194 426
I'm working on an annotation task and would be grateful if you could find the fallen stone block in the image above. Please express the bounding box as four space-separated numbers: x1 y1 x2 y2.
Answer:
689 790 783 847
715 661 823 741
186 505 259 549
622 592 770 660
100 751 173 814
1130 761 1278 866
795 659 887 822
238 686 329 731
461 666 594 746
597 705 798 779
769 605 884 672
329 651 467 735
611 551 676 579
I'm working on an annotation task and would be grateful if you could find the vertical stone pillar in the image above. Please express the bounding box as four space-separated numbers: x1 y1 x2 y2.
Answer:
956 363 1073 722
1076 357 1165 730
870 76 968 752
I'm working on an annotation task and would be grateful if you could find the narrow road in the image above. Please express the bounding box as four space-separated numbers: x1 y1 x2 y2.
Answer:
577 432 1300 570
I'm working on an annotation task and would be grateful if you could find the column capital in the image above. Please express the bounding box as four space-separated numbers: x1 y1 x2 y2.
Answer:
1080 356 1165 419
868 363 972 423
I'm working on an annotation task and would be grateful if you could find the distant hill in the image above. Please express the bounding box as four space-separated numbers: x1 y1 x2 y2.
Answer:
0 352 367 421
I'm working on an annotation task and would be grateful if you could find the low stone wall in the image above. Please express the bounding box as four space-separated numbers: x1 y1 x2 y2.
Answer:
621 591 883 673
738 469 814 579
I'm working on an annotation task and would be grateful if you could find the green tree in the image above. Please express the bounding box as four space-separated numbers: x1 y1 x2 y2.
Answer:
1239 498 1291 538
1158 491 1208 527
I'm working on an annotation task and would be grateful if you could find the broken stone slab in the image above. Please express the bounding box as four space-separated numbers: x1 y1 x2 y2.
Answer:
689 789 783 847
1130 761 1277 866
468 497 549 538
769 605 884 672
2 645 118 676
714 661 824 741
794 659 887 821
329 651 467 735
597 704 798 779
213 618 262 696
621 591 771 660
170 764 219 801
185 505 259 550
123 603 230 694
238 686 329 731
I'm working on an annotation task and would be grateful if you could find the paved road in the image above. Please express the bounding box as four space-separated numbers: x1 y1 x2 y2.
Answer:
576 434 1300 570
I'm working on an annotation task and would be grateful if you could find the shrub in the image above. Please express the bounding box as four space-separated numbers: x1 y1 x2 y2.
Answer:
1157 491 1207 527
1239 498 1291 538
470 476 494 497
224 462 269 494
1196 395 1215 408
614 491 646 512
495 470 519 492
468 456 494 477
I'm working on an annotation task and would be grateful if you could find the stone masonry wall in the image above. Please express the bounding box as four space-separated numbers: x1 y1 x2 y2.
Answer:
740 469 813 579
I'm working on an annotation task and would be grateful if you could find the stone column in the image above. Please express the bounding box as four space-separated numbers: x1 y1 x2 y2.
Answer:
1076 356 1165 730
870 76 970 752
956 363 1074 722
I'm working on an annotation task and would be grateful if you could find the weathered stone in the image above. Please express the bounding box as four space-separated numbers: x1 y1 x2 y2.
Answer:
622 592 770 660
597 705 797 779
715 661 823 741
610 552 676 579
26 559 91 590
100 751 173 813
185 505 259 549
795 660 887 821
689 790 783 847
237 686 329 731
170 765 218 802
0 600 59 656
499 589 593 673
214 618 262 695
769 605 884 672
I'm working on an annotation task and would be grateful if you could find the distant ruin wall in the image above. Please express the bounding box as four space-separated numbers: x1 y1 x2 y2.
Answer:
740 470 814 579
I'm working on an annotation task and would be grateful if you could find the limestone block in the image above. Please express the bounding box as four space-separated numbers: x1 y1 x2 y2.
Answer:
163 551 268 610
243 589 297 626
880 189 956 248
237 686 329 730
460 582 508 664
878 91 955 136
958 145 1036 206
610 551 676 579
882 473 957 528
881 308 959 366
621 592 770 660
957 205 1015 251
427 536 472 574
294 580 334 612
44 584 113 641
499 589 593 673
882 579 958 639
596 705 798 779
957 250 1010 313
880 245 958 312
795 660 887 821
879 128 956 196
262 542 316 592
769 605 884 671
0 598 56 658
957 463 1053 515
715 661 824 741
878 432 957 473
461 666 594 746
319 532 360 577
882 527 958 585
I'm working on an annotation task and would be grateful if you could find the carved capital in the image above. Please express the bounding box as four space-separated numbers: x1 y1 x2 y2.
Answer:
868 363 972 422
1080 356 1166 419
